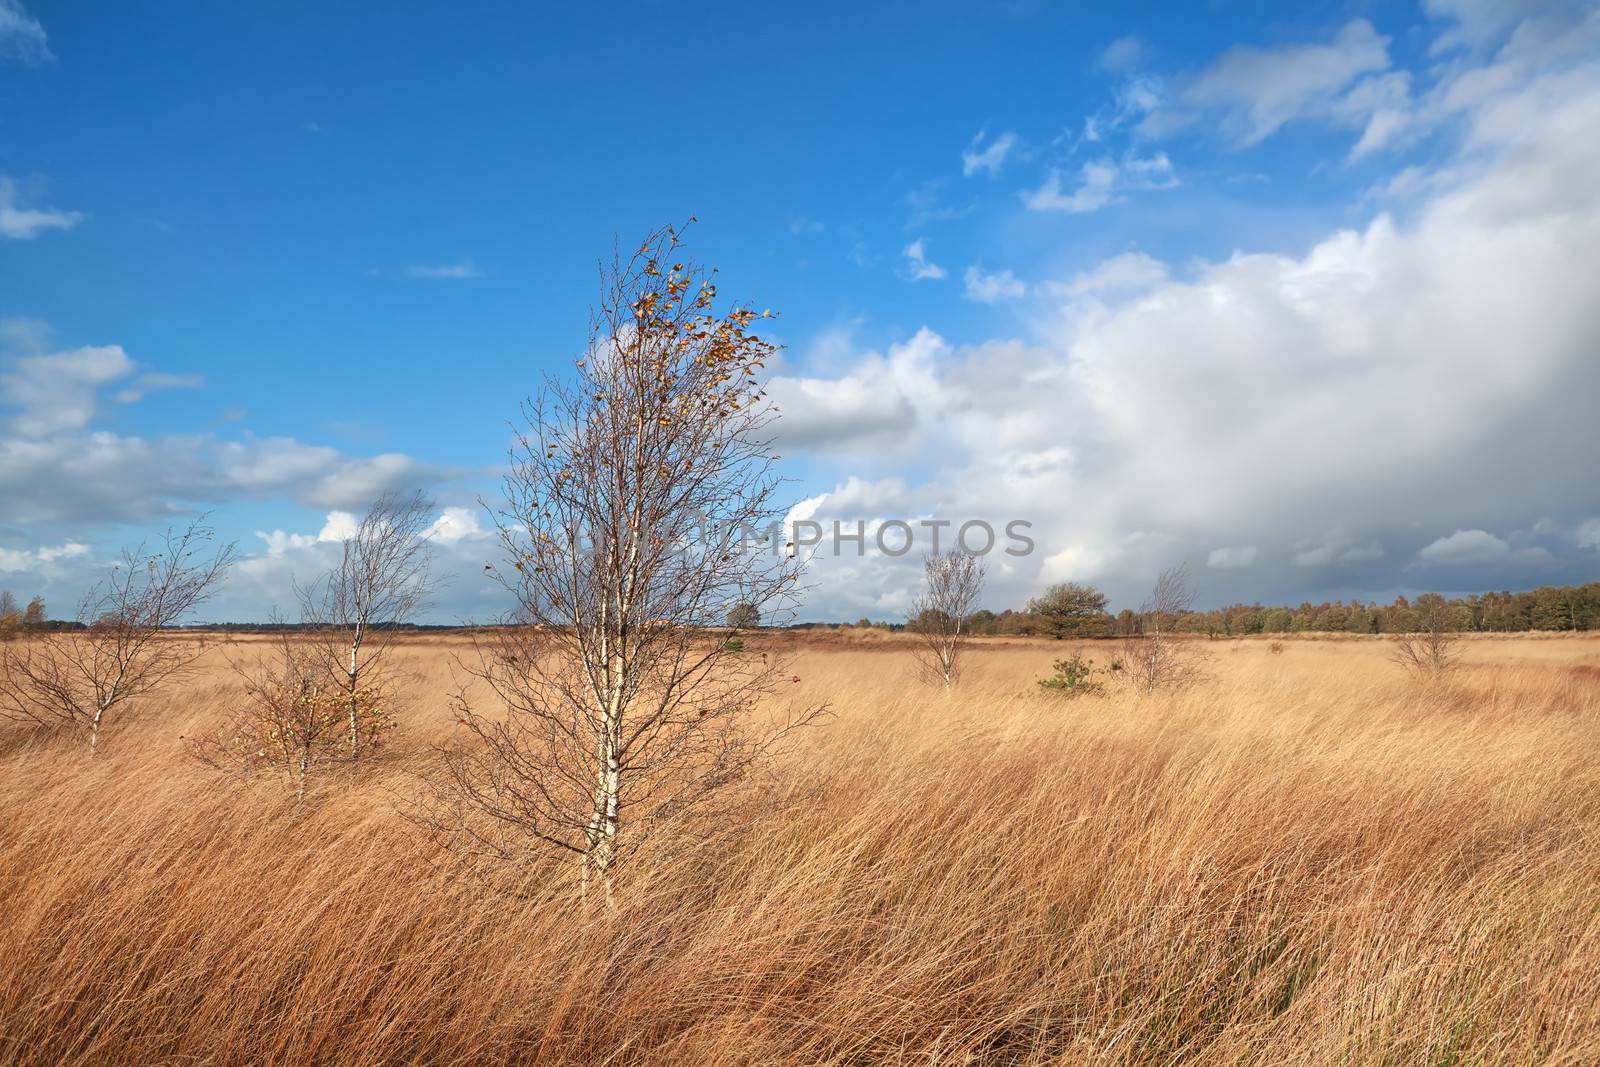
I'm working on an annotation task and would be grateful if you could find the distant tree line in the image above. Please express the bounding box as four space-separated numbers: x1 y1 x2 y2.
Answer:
0 592 47 638
946 581 1600 637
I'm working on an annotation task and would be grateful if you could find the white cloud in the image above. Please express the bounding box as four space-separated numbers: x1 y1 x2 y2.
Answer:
0 177 83 239
1142 19 1398 148
771 30 1600 617
0 339 455 526
1024 162 1117 214
426 505 486 544
1049 252 1168 299
404 261 483 280
963 266 1026 303
1023 154 1175 214
900 239 947 281
1 344 135 436
0 540 87 573
254 529 316 557
1207 545 1259 570
767 327 947 454
1578 518 1600 549
1425 0 1536 55
113 371 205 404
254 509 368 558
1096 35 1144 72
1417 529 1510 565
962 130 1019 177
317 511 360 542
0 0 51 65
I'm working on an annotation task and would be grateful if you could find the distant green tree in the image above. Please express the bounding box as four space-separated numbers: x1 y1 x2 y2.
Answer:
1027 582 1111 639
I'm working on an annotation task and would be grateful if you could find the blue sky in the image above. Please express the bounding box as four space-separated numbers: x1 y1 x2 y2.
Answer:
3 0 1598 622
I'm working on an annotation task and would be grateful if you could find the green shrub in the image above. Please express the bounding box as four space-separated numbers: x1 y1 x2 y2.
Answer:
1038 651 1105 696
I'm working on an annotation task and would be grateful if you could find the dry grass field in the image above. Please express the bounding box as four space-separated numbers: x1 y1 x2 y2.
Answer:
2 631 1599 1065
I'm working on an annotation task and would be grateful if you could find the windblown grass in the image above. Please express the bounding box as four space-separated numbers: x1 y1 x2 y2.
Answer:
2 633 1597 1065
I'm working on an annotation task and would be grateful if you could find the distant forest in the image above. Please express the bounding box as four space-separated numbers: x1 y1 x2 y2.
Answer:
3 581 1598 637
952 582 1600 638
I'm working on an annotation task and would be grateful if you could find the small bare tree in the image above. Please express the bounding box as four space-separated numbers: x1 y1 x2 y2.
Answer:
190 626 396 798
909 550 986 689
297 491 434 760
0 519 234 753
1122 563 1203 696
421 224 820 901
1392 594 1461 679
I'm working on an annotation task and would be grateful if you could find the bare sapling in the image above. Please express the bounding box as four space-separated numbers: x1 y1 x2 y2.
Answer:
0 518 234 754
297 491 434 760
1122 563 1204 696
1392 594 1462 679
421 223 821 901
190 625 397 798
909 549 986 689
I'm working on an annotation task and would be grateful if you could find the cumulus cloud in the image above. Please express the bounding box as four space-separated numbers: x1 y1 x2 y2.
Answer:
426 505 487 544
766 328 947 454
0 177 82 239
1 344 135 436
899 239 947 281
769 27 1600 618
0 331 458 527
220 502 503 624
0 540 87 573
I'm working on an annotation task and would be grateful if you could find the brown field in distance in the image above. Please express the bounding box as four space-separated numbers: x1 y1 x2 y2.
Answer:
3 631 1599 1065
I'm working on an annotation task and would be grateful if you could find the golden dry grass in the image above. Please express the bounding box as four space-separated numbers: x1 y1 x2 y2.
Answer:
2 631 1599 1065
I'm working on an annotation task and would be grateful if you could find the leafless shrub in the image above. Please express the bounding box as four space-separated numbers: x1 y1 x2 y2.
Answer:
189 629 395 797
417 224 823 900
1121 564 1205 696
908 550 986 689
296 491 434 760
0 519 234 753
1392 595 1462 680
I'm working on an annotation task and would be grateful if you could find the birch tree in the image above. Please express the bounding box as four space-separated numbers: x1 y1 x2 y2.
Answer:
297 492 434 760
909 549 985 689
0 519 234 753
1122 564 1204 696
423 224 817 900
1391 593 1462 679
189 624 395 798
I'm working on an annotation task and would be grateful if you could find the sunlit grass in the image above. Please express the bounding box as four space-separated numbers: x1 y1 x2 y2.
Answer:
1 632 1597 1065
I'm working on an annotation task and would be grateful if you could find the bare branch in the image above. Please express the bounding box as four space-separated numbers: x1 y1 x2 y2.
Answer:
0 518 235 753
295 491 435 760
908 550 986 689
416 224 823 900
1121 563 1205 697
